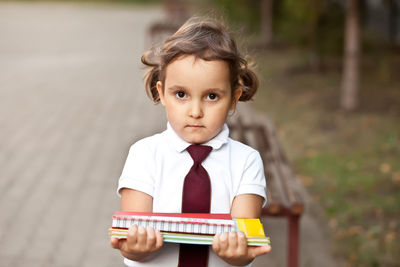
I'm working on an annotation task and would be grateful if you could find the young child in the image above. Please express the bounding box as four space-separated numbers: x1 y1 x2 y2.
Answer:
110 16 271 267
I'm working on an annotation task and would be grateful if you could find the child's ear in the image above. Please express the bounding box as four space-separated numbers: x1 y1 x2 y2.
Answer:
230 88 242 110
156 81 166 106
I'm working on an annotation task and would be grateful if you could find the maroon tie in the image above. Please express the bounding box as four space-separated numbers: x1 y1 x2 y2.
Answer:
178 145 212 267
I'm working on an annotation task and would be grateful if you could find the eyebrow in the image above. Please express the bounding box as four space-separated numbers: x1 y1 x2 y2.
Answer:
167 85 186 92
167 85 228 94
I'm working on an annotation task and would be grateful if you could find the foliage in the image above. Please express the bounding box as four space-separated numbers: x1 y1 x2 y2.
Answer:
208 0 261 32
296 128 400 266
209 0 345 66
254 47 400 266
275 0 345 57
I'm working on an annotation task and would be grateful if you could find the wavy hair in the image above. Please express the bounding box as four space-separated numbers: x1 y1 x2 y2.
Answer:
141 16 259 103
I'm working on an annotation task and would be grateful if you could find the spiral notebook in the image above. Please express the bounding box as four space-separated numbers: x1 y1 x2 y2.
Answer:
109 212 270 246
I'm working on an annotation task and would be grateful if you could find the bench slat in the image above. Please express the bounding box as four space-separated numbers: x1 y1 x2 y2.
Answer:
228 115 304 217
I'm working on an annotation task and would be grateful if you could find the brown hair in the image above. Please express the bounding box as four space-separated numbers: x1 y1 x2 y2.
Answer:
141 16 258 103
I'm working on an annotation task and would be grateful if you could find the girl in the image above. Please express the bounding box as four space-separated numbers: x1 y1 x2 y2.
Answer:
110 17 271 267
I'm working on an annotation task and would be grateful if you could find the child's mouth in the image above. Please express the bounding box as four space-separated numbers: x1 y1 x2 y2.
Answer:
186 125 204 129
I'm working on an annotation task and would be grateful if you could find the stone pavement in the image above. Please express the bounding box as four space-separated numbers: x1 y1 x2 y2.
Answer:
0 2 338 267
0 3 165 266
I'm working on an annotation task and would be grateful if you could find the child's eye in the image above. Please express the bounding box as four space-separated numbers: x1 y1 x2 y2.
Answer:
206 93 219 101
175 91 187 99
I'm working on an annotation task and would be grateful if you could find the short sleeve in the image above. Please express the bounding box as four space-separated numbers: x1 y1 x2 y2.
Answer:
117 140 155 197
236 151 267 207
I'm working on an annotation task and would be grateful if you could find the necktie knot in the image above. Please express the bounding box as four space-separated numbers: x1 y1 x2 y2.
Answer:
186 145 212 164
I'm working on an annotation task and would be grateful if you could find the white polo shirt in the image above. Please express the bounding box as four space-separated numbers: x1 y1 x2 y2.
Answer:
117 123 266 267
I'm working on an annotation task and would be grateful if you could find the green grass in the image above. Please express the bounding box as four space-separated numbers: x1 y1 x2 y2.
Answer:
253 46 400 266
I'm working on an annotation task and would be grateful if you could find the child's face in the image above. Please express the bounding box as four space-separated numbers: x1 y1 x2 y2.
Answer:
157 55 241 144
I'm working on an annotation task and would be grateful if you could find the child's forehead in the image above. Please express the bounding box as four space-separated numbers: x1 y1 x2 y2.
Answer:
166 55 229 73
163 55 231 90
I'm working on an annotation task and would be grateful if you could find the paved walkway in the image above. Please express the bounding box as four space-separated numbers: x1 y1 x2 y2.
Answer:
0 3 165 266
0 2 338 267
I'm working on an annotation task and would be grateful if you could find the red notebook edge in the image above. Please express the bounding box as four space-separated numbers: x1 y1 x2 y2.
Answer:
113 211 232 220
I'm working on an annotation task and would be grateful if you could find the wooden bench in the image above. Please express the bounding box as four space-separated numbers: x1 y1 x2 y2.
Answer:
228 105 304 267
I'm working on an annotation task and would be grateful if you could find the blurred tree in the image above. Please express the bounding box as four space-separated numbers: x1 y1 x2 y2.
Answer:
275 0 344 70
209 0 261 32
275 0 322 44
340 0 361 111
388 0 398 45
260 0 274 47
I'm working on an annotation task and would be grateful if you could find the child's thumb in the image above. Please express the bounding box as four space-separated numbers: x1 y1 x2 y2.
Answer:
250 245 271 258
110 237 120 249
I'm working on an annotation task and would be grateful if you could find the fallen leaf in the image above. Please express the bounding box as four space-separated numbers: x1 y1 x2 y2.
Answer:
329 218 338 229
380 163 391 174
299 175 313 186
347 225 363 236
385 232 395 243
391 171 400 184
305 148 317 158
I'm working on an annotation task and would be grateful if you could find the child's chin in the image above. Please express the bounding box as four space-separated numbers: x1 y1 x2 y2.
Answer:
187 139 206 145
183 136 209 145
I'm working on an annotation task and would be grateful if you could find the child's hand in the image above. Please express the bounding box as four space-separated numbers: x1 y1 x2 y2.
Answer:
212 232 271 266
110 225 164 261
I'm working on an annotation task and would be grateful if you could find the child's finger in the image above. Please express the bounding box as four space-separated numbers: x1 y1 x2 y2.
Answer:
212 234 221 253
228 232 238 249
219 232 229 251
127 225 138 246
146 227 156 249
155 230 164 249
236 231 248 256
136 226 147 247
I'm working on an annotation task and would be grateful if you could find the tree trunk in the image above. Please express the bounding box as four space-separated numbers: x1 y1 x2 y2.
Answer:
340 0 361 111
388 0 398 45
260 0 274 47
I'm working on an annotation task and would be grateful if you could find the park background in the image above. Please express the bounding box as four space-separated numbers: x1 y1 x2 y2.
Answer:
0 0 399 266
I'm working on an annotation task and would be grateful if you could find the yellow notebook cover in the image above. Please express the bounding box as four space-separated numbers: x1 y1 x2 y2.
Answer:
234 218 266 238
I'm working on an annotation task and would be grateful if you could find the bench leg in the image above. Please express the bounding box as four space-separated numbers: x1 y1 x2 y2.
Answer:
288 215 300 267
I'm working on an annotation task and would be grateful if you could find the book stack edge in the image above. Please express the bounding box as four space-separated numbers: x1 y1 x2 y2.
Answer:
109 212 270 246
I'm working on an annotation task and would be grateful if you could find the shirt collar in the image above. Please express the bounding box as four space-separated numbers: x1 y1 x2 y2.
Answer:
166 122 229 153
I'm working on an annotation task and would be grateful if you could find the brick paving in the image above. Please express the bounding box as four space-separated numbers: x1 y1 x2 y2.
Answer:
0 3 165 266
0 3 339 267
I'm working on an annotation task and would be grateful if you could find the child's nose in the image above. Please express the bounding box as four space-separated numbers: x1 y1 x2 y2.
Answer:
189 101 203 118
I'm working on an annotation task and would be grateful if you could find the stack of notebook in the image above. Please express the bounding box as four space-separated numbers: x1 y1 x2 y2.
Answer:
109 212 270 246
